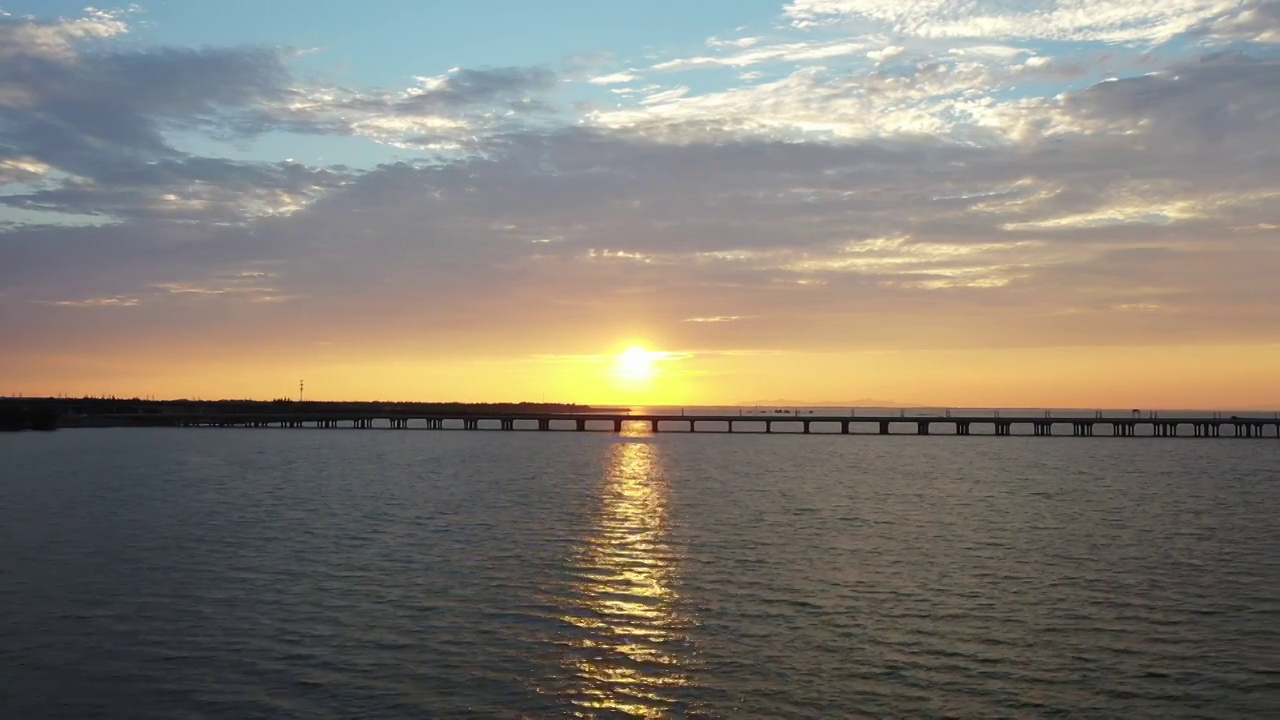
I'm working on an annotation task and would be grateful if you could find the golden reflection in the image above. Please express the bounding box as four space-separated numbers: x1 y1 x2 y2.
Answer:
557 439 692 717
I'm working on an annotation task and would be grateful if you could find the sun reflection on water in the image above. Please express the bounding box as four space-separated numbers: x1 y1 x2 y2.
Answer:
557 435 694 717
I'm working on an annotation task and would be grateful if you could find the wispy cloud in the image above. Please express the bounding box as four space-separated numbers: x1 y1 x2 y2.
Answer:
40 296 141 308
652 38 868 71
782 0 1240 43
589 71 639 85
683 315 749 323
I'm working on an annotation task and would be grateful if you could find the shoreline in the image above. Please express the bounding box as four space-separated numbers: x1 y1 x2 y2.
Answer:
0 398 630 431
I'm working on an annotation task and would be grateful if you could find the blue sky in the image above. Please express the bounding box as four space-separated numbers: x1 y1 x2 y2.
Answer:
1 1 1279 404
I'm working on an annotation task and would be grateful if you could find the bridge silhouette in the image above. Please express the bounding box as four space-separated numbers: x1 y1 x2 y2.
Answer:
158 411 1279 438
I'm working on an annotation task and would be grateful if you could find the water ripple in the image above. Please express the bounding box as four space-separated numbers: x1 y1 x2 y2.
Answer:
0 429 1277 718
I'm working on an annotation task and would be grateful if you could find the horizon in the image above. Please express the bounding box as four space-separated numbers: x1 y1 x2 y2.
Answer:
3 393 1277 414
2 2 1278 407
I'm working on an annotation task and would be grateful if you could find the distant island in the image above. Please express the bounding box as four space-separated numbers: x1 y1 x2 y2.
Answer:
0 397 627 431
741 398 917 408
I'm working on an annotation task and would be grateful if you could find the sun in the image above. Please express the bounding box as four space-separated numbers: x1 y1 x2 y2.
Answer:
614 345 660 380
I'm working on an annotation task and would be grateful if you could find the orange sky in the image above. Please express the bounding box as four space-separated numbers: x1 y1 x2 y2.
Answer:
6 341 1279 410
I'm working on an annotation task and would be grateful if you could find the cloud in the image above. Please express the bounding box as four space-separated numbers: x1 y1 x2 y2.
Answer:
2 6 1278 366
0 10 342 222
0 156 50 184
261 65 559 149
783 0 1242 43
707 36 761 49
0 7 130 61
589 71 639 85
0 41 292 174
1188 1 1280 43
652 38 868 71
0 11 561 221
8 81 1277 354
866 45 906 62
40 295 141 308
0 158 352 221
592 60 997 142
401 66 557 109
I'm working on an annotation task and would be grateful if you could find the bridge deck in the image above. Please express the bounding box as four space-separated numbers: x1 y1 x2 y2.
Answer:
76 411 1280 438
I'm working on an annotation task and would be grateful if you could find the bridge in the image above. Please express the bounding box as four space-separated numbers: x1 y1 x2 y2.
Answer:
155 411 1280 438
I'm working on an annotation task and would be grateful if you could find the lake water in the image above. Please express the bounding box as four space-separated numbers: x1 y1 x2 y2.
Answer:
2 427 1278 718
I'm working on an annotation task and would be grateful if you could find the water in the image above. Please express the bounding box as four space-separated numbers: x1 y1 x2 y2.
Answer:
1 427 1278 718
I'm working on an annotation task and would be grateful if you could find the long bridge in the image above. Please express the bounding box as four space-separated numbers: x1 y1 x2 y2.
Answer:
152 411 1280 438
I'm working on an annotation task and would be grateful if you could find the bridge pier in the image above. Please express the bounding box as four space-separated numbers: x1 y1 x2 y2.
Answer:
841 421 849 434
464 419 479 430
803 421 811 434
613 419 622 433
917 421 930 435
956 421 971 436
879 421 889 435
766 421 772 434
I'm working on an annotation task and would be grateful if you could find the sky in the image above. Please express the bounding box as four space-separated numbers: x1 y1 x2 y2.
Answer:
1 1 1278 408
